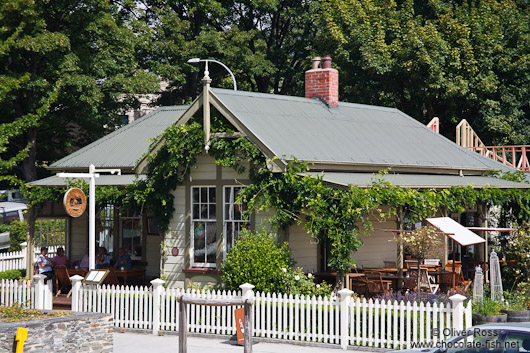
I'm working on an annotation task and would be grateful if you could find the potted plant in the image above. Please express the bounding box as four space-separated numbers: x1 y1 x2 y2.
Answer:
472 296 507 324
502 282 530 322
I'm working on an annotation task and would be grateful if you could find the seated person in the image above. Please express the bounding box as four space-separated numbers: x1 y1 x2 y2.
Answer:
53 247 68 267
37 247 56 294
114 248 132 270
79 247 90 270
96 247 110 269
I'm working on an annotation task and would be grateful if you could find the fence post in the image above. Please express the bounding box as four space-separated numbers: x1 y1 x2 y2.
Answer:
450 294 467 332
20 242 27 271
240 283 255 350
33 274 45 310
240 283 255 300
151 278 165 335
70 275 84 312
338 288 353 350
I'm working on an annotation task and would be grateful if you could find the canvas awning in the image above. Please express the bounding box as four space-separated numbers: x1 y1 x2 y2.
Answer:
426 217 486 246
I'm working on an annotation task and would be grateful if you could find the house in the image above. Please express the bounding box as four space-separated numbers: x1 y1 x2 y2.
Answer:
28 56 530 288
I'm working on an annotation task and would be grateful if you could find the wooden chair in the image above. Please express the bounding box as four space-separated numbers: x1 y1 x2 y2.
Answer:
384 261 397 268
350 277 367 295
419 268 439 294
405 260 420 269
104 270 120 286
365 273 391 296
55 266 72 297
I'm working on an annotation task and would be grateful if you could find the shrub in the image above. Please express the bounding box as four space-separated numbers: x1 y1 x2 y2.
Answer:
283 268 333 296
0 270 22 280
221 230 332 295
473 296 502 316
8 220 27 252
221 230 294 293
499 222 530 288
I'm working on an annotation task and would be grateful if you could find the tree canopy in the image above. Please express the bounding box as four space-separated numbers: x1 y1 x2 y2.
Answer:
3 0 530 184
314 0 530 144
0 0 158 183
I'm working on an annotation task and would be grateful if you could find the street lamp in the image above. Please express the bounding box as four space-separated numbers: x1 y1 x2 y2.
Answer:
187 58 237 90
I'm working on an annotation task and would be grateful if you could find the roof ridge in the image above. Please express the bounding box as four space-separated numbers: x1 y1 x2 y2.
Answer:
210 87 402 113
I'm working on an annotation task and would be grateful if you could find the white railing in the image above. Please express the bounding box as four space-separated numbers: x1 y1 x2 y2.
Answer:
0 275 53 310
0 279 34 308
0 243 62 272
71 277 472 350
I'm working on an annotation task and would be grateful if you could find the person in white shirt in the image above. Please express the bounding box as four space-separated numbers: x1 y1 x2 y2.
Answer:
37 247 56 294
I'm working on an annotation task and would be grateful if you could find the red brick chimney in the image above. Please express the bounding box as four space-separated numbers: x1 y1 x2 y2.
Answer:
305 55 339 107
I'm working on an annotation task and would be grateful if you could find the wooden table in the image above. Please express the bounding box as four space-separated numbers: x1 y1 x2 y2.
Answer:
363 268 408 274
380 275 407 290
114 269 145 285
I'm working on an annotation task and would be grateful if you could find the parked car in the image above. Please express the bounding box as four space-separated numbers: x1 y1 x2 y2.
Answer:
390 323 530 353
0 201 27 250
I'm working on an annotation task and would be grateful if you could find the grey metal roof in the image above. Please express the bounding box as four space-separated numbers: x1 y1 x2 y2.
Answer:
301 172 530 189
50 106 188 170
28 174 145 186
211 88 513 173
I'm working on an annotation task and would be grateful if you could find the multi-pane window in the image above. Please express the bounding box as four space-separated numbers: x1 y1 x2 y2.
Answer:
224 186 248 255
191 186 217 267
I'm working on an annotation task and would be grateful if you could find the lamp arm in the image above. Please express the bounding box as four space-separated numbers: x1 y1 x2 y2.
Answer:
203 59 237 91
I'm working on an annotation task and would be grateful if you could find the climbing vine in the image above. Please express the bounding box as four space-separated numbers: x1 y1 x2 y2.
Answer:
25 120 530 283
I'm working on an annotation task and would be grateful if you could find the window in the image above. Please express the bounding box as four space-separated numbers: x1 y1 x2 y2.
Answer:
121 217 142 260
223 186 248 255
504 332 530 353
35 218 67 248
191 186 217 267
97 205 114 255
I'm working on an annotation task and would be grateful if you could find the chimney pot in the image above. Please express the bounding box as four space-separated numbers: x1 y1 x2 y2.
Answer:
321 55 332 69
311 57 321 70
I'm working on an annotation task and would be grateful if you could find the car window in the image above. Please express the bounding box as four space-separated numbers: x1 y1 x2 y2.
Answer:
1 211 20 225
503 332 530 353
446 330 503 353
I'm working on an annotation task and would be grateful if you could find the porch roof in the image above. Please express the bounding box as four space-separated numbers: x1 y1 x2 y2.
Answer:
300 171 530 189
28 174 145 186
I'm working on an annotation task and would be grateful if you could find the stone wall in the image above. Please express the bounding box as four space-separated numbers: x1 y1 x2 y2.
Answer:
0 312 113 352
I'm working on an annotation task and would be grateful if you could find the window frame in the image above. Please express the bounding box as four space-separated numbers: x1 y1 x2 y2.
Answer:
190 185 217 268
222 185 248 258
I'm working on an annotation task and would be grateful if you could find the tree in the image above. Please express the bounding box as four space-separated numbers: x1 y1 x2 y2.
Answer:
0 0 158 183
137 0 316 102
314 0 530 145
395 226 444 293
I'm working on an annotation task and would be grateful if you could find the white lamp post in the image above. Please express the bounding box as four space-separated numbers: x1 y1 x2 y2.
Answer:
57 164 121 270
187 58 237 90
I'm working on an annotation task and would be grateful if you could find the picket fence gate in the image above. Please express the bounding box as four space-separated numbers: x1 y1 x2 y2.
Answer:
70 277 472 350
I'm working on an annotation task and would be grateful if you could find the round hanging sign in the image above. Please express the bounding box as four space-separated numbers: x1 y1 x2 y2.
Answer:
63 188 87 217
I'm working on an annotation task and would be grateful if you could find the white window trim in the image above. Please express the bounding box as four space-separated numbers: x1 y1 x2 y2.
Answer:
222 185 247 258
190 186 217 268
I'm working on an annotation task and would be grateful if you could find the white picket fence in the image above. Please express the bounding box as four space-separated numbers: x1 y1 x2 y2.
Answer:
71 277 472 349
0 279 35 308
0 243 61 272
